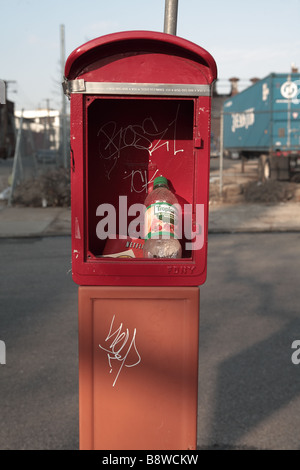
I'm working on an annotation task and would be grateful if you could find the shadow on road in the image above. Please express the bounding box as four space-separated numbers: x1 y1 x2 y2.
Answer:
207 319 300 449
198 232 300 450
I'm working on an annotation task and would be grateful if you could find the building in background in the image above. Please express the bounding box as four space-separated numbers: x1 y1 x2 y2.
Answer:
15 108 61 153
0 98 15 159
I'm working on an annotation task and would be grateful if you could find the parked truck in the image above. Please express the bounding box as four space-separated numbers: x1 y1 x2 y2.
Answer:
223 73 300 181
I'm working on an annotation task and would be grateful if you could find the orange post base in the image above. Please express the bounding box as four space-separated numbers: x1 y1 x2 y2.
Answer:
78 286 200 450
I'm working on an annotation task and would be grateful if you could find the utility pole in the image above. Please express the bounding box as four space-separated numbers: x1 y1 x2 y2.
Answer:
0 80 5 104
219 110 224 198
43 98 50 148
8 110 23 207
164 0 178 35
60 24 68 168
3 80 17 101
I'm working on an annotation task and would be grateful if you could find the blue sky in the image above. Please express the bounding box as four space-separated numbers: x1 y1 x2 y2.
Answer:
1 0 300 110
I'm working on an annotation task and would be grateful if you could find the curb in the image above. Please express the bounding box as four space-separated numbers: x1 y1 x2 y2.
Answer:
0 203 300 238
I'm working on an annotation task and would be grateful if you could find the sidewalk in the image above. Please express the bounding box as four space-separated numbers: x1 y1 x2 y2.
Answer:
0 202 300 238
0 205 71 238
208 201 300 233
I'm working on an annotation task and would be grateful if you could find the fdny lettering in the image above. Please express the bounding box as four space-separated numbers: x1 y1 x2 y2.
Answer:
167 265 196 275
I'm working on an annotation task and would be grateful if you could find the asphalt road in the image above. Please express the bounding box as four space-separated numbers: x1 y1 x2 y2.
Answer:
199 232 300 450
0 233 299 450
0 236 78 450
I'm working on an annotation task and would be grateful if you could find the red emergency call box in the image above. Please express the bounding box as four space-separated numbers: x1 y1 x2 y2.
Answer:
64 31 217 286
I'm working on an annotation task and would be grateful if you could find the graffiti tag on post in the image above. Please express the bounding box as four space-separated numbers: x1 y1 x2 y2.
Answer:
99 315 141 387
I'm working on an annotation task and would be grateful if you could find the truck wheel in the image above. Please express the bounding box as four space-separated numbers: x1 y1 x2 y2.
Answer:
263 159 271 180
264 155 279 181
258 155 271 181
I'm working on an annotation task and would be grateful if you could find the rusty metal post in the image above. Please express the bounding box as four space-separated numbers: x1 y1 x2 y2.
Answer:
164 0 178 35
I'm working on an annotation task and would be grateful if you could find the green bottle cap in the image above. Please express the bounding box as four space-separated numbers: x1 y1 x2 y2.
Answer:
153 176 168 188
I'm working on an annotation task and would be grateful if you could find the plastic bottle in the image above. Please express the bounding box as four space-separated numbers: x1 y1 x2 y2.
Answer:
143 176 182 258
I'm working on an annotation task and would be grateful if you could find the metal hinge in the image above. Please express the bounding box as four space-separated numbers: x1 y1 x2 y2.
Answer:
62 78 86 99
194 129 203 149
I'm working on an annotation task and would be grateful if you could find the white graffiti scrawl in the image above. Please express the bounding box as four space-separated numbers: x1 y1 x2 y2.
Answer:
99 315 141 387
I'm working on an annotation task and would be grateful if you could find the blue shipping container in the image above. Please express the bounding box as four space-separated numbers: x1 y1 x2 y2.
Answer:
223 73 300 154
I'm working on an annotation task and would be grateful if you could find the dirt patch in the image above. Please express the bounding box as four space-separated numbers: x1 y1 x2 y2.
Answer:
13 168 70 207
242 180 299 203
210 179 300 204
209 157 300 204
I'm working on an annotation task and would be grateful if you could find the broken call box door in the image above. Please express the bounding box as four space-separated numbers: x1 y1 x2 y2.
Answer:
78 286 199 450
64 31 217 286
